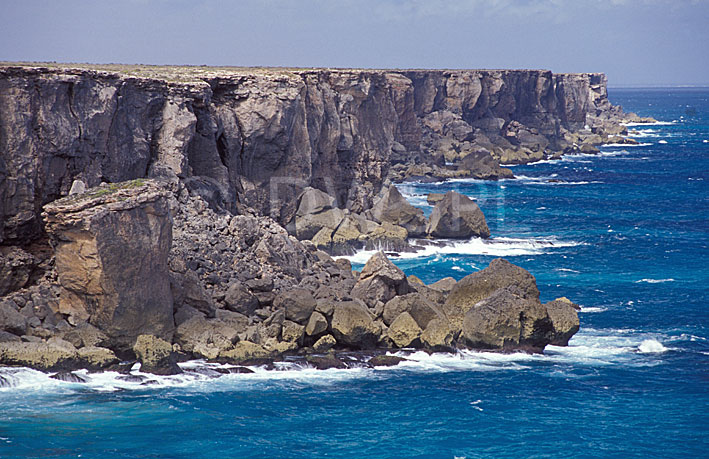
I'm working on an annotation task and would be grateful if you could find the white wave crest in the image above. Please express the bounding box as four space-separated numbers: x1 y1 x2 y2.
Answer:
336 236 584 265
623 121 676 126
604 142 652 147
635 278 675 284
637 339 668 354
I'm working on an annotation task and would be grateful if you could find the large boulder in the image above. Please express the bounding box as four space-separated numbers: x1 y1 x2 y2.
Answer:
0 299 28 336
382 293 443 328
457 151 514 180
330 301 380 349
370 185 427 237
43 180 174 351
351 252 412 307
174 317 243 360
444 258 540 331
387 312 422 348
0 340 79 371
217 341 270 364
224 282 259 316
459 287 552 351
420 317 454 351
77 346 119 371
544 298 580 346
273 288 317 324
293 188 344 240
133 334 182 375
426 191 490 239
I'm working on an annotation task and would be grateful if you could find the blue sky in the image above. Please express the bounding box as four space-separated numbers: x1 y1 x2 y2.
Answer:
1 0 707 86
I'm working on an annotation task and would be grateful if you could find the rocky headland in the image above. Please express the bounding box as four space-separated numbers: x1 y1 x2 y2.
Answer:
0 63 650 377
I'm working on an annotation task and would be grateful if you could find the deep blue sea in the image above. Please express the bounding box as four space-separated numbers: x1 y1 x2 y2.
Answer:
1 89 708 458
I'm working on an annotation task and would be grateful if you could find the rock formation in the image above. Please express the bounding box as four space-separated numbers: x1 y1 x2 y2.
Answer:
0 63 633 374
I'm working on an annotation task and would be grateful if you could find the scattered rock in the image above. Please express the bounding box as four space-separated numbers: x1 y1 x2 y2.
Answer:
218 341 270 364
370 185 427 237
274 288 317 325
368 355 407 367
330 301 380 349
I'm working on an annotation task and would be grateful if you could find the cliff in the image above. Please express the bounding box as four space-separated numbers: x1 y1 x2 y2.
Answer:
0 64 644 246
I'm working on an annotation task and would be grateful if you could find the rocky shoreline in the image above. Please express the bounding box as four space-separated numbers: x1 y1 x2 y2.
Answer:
0 64 652 377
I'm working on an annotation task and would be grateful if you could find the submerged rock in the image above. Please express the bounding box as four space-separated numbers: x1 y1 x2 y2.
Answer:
368 355 407 367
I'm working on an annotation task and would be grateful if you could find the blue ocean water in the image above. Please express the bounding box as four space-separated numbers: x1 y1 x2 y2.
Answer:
1 89 708 459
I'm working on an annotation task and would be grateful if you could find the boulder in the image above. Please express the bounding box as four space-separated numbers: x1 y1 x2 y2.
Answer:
312 334 337 352
133 334 182 375
351 252 412 307
59 323 110 349
457 151 514 180
281 320 305 344
295 208 345 241
0 300 28 336
544 298 580 346
175 317 242 360
43 180 174 351
444 258 540 331
306 353 347 370
426 193 445 205
368 355 407 367
370 185 427 237
224 282 259 316
388 312 422 348
459 287 552 351
273 288 317 324
218 341 270 364
420 317 455 351
305 311 328 336
382 293 442 328
0 341 79 371
330 301 380 349
77 346 119 370
51 372 88 383
426 191 490 239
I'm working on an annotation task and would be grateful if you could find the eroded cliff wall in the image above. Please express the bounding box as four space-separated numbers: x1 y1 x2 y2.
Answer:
0 65 622 245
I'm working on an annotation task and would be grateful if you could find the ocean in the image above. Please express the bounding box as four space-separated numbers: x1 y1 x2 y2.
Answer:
1 89 707 458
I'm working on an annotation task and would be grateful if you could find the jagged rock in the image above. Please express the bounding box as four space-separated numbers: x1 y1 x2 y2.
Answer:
312 334 336 352
388 312 422 348
51 372 88 383
77 346 119 370
0 247 37 296
330 301 380 349
382 293 442 328
306 353 346 370
43 180 174 350
218 341 270 364
0 331 21 342
133 334 182 375
427 191 490 239
224 282 259 316
428 277 457 293
281 320 305 344
273 288 317 324
460 287 552 351
305 311 328 336
296 188 336 216
420 317 454 351
544 298 580 346
369 355 407 367
60 323 110 349
351 252 412 307
0 341 79 371
362 222 409 252
0 300 28 336
427 193 445 205
444 258 540 330
457 151 514 179
175 317 242 360
370 185 427 237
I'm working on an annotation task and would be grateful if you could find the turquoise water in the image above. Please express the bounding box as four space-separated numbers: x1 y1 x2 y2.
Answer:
1 89 708 458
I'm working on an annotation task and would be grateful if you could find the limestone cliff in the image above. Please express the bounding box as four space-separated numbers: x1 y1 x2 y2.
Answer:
0 64 642 246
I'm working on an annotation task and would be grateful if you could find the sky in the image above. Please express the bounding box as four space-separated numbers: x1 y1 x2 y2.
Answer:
1 0 707 86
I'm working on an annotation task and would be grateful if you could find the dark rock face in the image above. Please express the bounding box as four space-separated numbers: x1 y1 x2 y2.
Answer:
43 180 174 350
0 65 637 246
427 191 490 239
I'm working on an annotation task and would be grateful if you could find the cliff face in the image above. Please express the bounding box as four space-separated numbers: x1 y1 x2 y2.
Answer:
0 65 622 245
